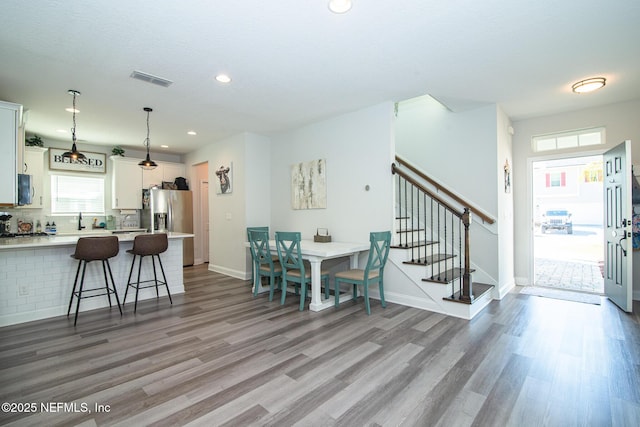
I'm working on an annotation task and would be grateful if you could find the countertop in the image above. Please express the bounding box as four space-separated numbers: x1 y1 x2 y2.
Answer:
0 231 194 250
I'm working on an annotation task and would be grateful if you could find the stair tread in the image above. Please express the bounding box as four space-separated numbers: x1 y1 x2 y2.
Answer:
443 282 494 305
422 267 476 284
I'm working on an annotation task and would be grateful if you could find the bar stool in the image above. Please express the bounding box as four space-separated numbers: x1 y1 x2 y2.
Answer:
124 233 172 312
67 236 122 326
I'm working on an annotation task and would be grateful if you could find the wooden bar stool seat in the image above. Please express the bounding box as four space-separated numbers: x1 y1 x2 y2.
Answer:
67 236 122 326
124 233 172 312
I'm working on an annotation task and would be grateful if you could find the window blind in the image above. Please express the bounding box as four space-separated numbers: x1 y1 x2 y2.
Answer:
51 174 105 214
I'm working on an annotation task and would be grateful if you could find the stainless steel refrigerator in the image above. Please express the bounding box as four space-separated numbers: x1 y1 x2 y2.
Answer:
141 188 194 266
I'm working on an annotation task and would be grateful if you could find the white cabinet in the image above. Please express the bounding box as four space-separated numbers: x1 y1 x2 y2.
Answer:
0 101 22 205
142 166 163 189
23 147 47 208
111 157 142 209
142 161 185 189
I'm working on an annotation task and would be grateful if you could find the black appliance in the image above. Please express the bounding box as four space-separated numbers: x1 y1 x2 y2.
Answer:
17 174 32 205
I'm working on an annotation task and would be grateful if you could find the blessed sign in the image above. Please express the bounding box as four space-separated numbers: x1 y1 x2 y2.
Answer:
49 148 106 173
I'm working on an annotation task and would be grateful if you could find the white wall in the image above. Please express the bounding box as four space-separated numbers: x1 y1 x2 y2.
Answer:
183 133 249 278
270 102 395 242
245 134 272 229
512 99 640 297
497 106 515 296
395 95 499 215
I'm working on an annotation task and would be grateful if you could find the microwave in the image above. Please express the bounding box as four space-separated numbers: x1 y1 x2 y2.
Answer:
17 173 32 206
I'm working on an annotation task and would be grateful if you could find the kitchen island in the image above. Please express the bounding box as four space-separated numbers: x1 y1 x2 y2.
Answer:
0 231 193 326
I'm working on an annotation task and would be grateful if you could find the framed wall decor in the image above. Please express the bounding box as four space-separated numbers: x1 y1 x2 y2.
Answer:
215 163 232 194
291 158 327 209
49 148 106 173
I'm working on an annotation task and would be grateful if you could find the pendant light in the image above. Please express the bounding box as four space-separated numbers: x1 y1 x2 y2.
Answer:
138 107 158 170
61 90 86 160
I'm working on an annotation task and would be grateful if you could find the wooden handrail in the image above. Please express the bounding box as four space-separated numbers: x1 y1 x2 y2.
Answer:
391 163 463 219
394 155 496 225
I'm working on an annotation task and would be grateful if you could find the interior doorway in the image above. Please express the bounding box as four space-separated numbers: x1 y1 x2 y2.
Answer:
532 154 605 294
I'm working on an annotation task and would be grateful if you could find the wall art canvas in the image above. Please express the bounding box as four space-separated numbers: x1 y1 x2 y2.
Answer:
215 163 232 194
291 159 327 209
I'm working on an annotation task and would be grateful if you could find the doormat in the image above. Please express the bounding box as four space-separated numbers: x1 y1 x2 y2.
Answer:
520 286 601 305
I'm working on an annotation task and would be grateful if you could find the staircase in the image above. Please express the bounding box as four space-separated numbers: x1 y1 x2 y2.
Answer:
385 155 496 319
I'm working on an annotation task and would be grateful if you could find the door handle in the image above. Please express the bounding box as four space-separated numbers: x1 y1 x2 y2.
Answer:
618 232 629 256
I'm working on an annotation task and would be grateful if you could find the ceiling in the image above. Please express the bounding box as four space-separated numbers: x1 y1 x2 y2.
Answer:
1 0 639 155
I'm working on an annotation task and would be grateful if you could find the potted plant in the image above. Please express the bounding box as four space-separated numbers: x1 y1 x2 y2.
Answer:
25 135 44 147
111 146 125 156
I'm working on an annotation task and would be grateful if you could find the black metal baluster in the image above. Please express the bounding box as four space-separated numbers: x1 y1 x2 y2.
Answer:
403 178 408 248
437 203 441 280
458 216 462 298
411 184 415 261
415 185 420 262
430 198 433 266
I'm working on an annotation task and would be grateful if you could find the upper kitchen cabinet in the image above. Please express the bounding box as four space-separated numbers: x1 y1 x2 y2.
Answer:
0 101 23 206
23 147 48 209
111 156 142 209
142 161 186 189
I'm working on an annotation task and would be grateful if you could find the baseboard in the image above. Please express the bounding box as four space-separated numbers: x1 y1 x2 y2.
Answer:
209 264 250 281
496 280 516 299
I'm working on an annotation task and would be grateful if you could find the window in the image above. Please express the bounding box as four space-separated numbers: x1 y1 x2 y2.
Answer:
545 172 566 187
51 174 105 215
583 161 604 183
532 127 605 152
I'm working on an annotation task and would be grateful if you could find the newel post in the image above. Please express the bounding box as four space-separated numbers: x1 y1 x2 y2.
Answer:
460 208 474 302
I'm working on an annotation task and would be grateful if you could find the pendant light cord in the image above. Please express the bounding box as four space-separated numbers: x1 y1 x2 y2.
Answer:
144 108 151 149
71 91 78 143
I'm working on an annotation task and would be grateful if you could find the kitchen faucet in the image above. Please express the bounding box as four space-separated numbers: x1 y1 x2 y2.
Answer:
78 212 85 230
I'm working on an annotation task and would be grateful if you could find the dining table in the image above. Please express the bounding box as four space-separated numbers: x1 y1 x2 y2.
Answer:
254 239 371 311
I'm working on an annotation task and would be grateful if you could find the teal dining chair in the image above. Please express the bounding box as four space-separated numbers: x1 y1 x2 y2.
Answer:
247 226 268 292
334 231 392 315
275 231 330 311
248 229 282 301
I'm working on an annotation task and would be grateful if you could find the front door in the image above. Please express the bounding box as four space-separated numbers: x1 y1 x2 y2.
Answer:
603 141 633 312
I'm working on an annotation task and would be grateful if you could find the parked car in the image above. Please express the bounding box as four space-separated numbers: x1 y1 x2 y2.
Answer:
541 210 573 234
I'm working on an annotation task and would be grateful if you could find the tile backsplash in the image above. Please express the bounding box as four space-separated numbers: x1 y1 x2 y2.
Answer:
0 208 140 233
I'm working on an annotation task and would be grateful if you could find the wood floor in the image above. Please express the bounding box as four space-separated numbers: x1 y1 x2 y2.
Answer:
1 264 639 426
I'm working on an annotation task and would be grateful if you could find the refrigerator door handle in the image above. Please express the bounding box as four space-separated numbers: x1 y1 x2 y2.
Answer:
167 196 173 232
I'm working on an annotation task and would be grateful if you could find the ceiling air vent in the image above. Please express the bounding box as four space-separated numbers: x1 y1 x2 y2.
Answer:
130 70 173 88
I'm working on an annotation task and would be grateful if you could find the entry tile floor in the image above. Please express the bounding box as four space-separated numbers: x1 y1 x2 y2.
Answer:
534 257 604 294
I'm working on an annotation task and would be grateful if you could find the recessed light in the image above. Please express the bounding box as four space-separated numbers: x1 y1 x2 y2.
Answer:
65 108 79 113
572 77 606 93
215 74 232 83
56 129 67 133
160 144 169 148
187 131 197 136
328 0 352 14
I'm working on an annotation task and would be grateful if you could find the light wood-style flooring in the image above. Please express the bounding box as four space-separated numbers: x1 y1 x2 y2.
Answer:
1 264 639 426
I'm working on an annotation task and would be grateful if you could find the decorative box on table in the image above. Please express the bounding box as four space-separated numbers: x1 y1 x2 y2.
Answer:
314 228 331 243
